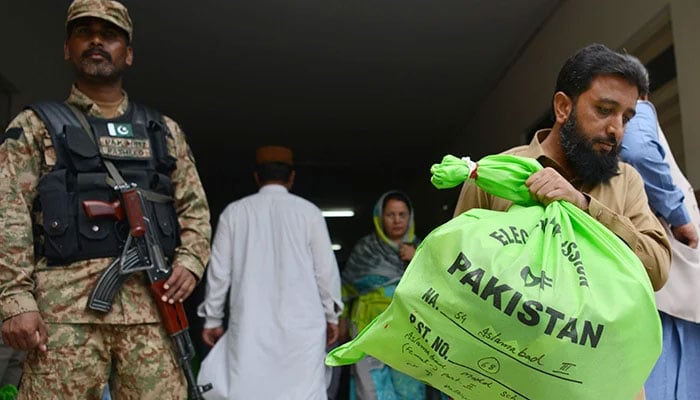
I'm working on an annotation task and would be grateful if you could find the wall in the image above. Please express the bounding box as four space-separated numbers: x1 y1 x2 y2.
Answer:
452 0 700 188
0 1 72 117
670 0 700 185
0 78 11 128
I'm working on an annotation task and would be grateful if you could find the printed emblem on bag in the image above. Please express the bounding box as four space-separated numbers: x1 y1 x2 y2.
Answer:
520 266 553 290
107 122 134 138
99 136 152 159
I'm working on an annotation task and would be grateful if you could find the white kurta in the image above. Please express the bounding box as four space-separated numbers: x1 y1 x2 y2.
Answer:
197 184 342 400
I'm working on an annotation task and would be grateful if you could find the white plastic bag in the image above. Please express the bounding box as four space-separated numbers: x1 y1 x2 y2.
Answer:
197 331 229 400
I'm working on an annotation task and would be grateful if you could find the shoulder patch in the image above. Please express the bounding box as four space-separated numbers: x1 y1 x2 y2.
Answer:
0 127 23 145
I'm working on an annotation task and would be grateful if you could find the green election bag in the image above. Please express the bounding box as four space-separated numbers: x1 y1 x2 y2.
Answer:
327 154 661 400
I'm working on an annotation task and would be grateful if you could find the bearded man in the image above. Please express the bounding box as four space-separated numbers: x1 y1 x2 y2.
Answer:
453 43 670 400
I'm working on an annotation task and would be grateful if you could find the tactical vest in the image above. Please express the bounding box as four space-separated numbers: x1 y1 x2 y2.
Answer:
29 101 180 266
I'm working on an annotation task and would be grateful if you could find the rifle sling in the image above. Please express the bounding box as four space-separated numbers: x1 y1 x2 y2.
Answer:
64 103 172 204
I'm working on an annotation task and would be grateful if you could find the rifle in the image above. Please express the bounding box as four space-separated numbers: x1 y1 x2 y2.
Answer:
83 185 212 399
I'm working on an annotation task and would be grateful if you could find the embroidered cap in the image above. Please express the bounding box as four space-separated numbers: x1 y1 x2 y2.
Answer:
255 146 293 166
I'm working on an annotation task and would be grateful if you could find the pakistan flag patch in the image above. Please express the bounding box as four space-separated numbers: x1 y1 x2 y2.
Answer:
107 122 134 137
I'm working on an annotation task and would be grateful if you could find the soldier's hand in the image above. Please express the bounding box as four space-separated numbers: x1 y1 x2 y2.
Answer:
1 311 48 352
162 265 197 304
202 327 224 347
671 222 699 249
525 167 589 210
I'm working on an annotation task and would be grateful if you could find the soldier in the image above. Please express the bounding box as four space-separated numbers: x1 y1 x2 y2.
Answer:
0 1 211 399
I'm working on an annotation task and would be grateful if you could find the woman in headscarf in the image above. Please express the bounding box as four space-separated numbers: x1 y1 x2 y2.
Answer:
341 190 425 400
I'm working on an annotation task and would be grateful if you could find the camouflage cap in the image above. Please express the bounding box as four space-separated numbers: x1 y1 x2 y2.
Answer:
66 0 133 42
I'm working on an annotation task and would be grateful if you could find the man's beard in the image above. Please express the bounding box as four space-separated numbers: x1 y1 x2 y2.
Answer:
559 108 620 185
74 48 125 83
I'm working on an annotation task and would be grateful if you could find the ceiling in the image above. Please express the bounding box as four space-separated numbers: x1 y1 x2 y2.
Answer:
4 0 563 262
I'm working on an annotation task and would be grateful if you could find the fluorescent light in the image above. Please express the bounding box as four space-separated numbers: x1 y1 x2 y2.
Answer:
331 243 342 251
322 209 354 218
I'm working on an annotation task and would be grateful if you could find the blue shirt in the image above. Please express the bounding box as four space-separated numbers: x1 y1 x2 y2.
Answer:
620 100 689 227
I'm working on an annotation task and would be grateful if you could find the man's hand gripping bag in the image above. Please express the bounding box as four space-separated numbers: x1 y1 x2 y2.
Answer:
327 154 661 400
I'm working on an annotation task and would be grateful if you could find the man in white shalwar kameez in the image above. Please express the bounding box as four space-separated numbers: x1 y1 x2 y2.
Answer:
197 145 343 400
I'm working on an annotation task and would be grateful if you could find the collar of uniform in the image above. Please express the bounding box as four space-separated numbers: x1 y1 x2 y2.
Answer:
523 129 576 183
65 85 130 118
524 128 618 190
259 184 289 194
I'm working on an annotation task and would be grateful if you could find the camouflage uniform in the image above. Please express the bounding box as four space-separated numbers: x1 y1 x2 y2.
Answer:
0 86 212 399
